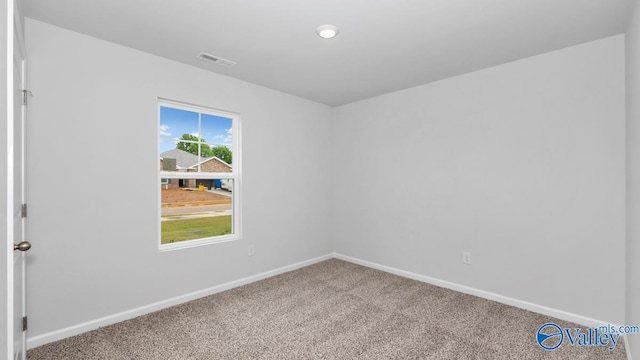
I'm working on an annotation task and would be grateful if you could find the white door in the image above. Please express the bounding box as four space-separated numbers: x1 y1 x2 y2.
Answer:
11 2 28 359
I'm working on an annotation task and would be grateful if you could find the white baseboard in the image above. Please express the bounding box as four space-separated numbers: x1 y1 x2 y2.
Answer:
333 253 614 329
26 253 333 349
28 252 628 355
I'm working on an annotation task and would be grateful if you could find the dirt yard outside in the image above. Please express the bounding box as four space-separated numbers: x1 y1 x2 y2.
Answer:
161 188 231 208
160 188 233 244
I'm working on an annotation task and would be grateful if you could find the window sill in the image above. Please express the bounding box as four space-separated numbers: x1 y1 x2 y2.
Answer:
158 234 241 252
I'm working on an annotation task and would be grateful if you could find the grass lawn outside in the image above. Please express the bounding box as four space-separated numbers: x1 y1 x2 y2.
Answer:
161 215 232 244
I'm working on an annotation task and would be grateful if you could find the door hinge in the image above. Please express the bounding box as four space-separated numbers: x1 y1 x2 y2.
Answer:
21 204 27 218
22 89 27 106
22 316 27 331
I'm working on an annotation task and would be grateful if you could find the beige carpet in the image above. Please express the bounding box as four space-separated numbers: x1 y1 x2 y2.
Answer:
27 259 626 359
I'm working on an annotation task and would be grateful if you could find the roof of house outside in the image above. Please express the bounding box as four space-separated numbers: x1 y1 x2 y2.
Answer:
192 156 232 170
160 148 231 170
160 148 200 169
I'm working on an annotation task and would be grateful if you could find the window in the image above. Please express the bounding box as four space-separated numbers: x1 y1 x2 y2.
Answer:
158 99 240 250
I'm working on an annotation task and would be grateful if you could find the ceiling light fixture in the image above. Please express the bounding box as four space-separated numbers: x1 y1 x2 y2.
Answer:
316 24 339 39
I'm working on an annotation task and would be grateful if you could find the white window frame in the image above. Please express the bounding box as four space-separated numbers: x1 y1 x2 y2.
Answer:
158 98 241 251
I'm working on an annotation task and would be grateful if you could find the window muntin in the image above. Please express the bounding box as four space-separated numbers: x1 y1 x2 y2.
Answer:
158 100 240 250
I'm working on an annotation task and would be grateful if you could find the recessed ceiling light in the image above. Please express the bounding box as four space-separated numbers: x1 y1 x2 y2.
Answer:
316 24 339 39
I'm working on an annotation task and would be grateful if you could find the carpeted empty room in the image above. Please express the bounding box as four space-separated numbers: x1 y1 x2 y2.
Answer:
26 260 627 359
6 0 640 359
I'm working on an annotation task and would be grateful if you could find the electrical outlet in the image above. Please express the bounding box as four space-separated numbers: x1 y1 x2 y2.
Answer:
463 251 471 265
248 245 255 257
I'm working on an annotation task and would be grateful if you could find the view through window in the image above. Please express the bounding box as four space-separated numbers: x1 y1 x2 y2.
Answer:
159 100 240 248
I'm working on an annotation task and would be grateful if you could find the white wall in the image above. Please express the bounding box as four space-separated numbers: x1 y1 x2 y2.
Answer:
333 35 626 324
24 19 333 340
627 0 640 357
22 13 630 348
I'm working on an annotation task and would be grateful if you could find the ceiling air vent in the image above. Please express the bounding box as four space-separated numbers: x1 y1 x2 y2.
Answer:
198 52 237 68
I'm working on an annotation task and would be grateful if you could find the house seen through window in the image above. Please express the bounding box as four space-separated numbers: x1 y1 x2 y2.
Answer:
159 100 240 248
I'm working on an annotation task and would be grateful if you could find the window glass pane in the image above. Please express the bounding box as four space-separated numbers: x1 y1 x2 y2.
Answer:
197 143 233 173
160 141 195 173
161 182 233 244
201 113 233 170
159 106 199 143
160 108 233 174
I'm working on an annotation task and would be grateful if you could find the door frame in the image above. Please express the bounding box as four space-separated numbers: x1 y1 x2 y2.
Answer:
14 5 27 358
5 0 26 358
3 0 15 357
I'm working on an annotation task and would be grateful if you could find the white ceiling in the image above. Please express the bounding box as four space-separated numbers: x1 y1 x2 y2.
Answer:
22 0 632 107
